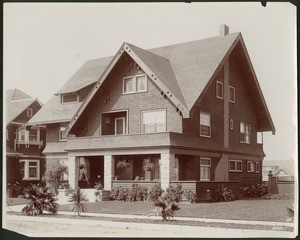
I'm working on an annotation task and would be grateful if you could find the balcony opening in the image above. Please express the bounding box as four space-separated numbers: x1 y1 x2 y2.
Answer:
101 110 128 136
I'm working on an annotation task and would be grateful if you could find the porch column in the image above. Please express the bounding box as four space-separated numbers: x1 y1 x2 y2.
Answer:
160 153 176 190
215 153 229 181
104 155 114 191
68 156 79 189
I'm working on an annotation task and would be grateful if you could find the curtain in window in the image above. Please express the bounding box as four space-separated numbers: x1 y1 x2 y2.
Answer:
200 166 210 181
142 110 165 133
136 75 146 91
124 77 134 93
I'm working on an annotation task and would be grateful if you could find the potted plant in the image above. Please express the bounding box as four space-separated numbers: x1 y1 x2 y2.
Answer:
94 181 103 202
117 160 131 169
143 162 154 171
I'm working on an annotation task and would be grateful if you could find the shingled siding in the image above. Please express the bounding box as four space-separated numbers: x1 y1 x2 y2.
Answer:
75 53 182 137
228 54 258 152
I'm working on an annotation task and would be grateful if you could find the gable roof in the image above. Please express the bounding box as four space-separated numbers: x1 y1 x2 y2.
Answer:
28 30 275 135
55 56 113 95
27 95 82 125
6 89 32 101
6 89 40 125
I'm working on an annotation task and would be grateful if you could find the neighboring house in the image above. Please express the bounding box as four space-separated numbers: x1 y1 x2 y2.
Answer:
6 89 46 186
28 25 275 198
262 160 295 182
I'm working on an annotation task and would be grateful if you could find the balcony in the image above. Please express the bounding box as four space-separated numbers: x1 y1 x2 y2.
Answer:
15 138 43 148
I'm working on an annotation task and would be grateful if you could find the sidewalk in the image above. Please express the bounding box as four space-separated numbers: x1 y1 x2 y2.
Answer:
6 204 294 228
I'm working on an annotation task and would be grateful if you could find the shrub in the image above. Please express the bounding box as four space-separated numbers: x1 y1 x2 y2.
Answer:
148 184 163 202
148 193 180 221
240 184 268 198
22 184 59 216
210 185 235 202
68 188 89 217
183 190 197 203
116 187 129 201
109 186 121 201
165 183 184 203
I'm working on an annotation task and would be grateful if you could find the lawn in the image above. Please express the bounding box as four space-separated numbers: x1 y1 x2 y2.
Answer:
59 198 293 222
7 197 30 206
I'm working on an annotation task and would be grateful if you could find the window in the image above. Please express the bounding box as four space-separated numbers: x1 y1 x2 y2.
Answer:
123 74 147 94
18 127 29 142
27 108 33 118
240 122 251 144
200 112 211 137
229 86 235 103
59 127 66 141
229 160 242 172
230 119 234 130
255 162 260 173
216 81 223 99
142 110 166 133
61 93 79 104
200 158 211 181
247 161 255 172
19 160 40 180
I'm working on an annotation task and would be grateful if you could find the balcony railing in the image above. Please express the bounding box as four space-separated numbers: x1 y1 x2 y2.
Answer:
15 138 43 148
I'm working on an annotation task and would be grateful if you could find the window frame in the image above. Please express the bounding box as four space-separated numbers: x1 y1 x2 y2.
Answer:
247 161 255 173
61 93 79 104
200 158 211 181
229 86 235 103
216 81 223 99
200 112 211 138
19 159 40 180
123 74 147 94
141 109 167 134
27 108 33 118
255 162 260 173
230 119 234 130
240 122 251 144
59 126 67 141
229 160 243 172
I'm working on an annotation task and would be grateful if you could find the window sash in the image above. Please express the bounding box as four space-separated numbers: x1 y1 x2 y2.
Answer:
200 113 211 137
123 74 147 94
247 161 255 172
216 81 223 99
229 86 235 103
200 158 211 181
20 160 40 180
229 160 242 172
240 122 251 144
142 110 166 133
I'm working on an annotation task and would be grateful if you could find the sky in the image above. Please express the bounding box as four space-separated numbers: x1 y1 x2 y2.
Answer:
3 3 297 165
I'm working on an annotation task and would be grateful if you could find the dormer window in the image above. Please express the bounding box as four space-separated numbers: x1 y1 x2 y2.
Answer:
61 93 79 104
123 74 147 94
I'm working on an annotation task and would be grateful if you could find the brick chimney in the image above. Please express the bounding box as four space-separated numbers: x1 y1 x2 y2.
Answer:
219 24 229 37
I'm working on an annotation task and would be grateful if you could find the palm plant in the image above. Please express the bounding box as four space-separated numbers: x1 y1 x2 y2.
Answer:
68 188 89 217
22 184 59 216
148 193 180 221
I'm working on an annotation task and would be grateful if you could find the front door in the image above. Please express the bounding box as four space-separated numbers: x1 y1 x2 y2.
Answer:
115 117 125 135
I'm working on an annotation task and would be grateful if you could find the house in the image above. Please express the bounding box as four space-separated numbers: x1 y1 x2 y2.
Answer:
6 89 46 186
262 160 294 182
27 25 275 198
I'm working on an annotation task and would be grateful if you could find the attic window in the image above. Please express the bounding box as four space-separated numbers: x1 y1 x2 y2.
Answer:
27 108 33 118
123 74 147 94
216 81 223 99
61 93 79 104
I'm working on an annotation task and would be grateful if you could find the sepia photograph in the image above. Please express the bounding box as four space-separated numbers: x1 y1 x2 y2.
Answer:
2 2 297 238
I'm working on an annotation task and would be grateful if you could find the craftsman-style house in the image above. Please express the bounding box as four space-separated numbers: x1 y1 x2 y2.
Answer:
28 25 275 198
6 89 46 187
